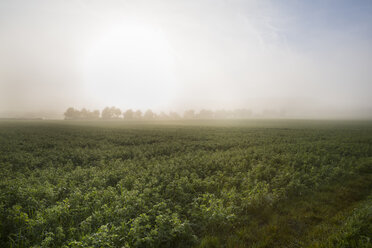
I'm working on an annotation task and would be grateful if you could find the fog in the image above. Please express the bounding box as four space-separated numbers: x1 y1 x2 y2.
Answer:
1 0 372 119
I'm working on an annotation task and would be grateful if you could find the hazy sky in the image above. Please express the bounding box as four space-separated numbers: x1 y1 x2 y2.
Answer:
1 0 372 118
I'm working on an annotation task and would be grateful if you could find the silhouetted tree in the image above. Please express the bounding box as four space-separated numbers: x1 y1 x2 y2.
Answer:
63 107 257 121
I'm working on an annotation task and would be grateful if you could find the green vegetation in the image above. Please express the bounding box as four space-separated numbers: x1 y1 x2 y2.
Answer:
0 120 371 247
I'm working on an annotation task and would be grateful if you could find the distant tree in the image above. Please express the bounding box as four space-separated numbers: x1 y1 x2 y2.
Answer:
144 109 155 120
124 109 134 120
183 110 195 119
91 110 100 119
64 107 80 120
134 110 142 120
80 108 89 119
101 107 112 119
64 107 74 120
112 107 122 119
101 106 122 119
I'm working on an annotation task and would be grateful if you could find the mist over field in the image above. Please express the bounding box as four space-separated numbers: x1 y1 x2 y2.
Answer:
0 0 372 118
1 2 372 247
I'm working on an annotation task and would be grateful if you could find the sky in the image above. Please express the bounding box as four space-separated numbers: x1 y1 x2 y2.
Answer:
0 0 372 118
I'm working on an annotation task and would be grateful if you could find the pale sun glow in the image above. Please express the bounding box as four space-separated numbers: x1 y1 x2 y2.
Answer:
82 21 177 110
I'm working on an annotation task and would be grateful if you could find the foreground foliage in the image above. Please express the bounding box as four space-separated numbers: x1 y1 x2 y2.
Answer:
0 120 371 247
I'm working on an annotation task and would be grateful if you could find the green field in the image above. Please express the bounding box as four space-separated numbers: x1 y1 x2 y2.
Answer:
0 120 371 247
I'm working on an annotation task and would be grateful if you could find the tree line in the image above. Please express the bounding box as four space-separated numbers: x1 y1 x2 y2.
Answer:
64 107 254 120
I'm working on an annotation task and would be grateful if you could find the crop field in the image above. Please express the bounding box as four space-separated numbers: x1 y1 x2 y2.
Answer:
0 120 371 248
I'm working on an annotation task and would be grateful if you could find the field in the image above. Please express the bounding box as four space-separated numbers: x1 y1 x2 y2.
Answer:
0 120 371 247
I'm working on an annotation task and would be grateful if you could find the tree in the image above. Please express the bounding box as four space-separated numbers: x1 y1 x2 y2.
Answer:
64 108 101 120
80 108 89 119
144 109 155 120
124 109 134 120
101 107 122 119
64 107 80 120
134 110 142 120
101 107 112 119
112 107 122 119
91 110 100 119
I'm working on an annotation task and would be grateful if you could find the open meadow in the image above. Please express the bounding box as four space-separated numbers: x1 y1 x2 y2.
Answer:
0 120 371 247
